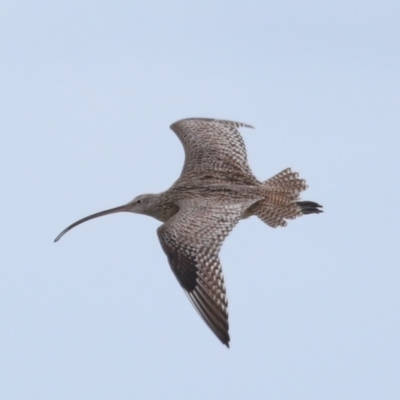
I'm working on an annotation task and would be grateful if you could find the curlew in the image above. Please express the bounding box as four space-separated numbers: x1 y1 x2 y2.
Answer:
55 118 322 347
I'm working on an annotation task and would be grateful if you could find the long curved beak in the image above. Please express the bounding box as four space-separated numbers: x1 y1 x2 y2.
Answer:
54 204 129 243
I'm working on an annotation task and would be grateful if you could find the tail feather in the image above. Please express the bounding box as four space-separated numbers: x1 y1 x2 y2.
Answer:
247 168 323 228
296 201 323 215
263 168 308 200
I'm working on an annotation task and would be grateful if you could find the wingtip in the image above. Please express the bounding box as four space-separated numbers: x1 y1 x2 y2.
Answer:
220 332 231 348
170 117 254 131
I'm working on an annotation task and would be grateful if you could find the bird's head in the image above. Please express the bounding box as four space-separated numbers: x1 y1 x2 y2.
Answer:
125 193 158 213
125 193 168 220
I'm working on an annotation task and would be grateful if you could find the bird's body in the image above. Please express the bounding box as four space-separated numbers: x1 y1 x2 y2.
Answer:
55 118 322 347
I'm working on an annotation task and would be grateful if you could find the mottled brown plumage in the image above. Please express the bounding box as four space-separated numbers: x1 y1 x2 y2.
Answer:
54 117 322 347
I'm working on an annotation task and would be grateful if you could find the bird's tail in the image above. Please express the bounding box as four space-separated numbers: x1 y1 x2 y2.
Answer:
248 168 323 227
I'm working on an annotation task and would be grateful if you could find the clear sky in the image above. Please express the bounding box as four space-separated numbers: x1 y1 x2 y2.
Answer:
1 1 399 399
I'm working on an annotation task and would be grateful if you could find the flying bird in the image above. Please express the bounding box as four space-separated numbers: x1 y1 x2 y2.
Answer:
55 118 322 347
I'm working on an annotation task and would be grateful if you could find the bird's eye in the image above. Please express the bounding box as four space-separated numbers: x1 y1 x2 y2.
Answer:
136 199 142 204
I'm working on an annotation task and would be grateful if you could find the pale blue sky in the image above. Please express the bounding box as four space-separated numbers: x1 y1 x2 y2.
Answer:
1 1 399 399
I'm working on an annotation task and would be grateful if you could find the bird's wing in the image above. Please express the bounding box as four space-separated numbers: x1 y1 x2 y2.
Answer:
157 198 252 347
170 118 256 182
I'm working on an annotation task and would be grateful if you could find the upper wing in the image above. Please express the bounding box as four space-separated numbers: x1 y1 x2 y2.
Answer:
170 118 256 183
157 198 253 347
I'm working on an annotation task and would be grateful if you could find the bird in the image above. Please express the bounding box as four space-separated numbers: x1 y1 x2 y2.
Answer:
54 117 322 347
